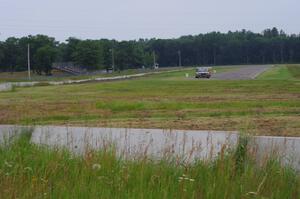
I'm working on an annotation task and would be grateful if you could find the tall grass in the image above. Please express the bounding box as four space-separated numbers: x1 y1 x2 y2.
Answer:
0 132 299 199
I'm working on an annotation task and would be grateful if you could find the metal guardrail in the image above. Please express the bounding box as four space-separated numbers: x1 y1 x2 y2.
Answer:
52 65 86 75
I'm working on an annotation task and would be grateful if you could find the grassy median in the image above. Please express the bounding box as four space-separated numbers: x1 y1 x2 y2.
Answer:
0 65 299 136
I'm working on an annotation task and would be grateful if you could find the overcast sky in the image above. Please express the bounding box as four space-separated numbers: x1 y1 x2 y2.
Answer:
0 0 299 42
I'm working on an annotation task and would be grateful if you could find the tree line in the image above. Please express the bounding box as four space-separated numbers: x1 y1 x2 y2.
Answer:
0 27 300 74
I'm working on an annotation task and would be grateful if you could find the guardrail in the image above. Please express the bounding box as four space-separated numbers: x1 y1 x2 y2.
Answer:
52 65 86 75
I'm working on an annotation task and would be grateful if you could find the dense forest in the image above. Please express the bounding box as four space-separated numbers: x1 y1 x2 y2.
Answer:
0 27 300 74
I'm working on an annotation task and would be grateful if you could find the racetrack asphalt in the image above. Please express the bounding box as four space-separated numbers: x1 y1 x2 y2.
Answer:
211 65 272 80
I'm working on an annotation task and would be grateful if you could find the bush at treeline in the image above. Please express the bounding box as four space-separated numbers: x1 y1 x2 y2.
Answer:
0 27 300 74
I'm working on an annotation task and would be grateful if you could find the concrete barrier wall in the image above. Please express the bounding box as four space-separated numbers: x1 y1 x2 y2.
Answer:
0 83 13 91
0 125 299 170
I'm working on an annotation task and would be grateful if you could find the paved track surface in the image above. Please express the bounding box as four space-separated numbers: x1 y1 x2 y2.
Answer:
211 65 272 80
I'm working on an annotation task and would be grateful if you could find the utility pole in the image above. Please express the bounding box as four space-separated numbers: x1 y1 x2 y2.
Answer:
178 50 182 67
111 48 115 71
153 51 156 67
27 44 31 80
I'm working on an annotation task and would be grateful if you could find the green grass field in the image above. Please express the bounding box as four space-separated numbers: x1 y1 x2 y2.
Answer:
0 65 299 136
0 132 299 199
258 64 300 80
0 67 190 83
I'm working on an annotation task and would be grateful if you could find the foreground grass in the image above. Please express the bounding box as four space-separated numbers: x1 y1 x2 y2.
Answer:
0 133 299 199
0 65 299 136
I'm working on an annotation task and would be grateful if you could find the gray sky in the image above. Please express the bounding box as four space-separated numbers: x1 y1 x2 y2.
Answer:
0 0 299 42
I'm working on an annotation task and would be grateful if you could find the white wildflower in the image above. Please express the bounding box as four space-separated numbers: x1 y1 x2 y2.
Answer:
41 178 48 183
246 192 257 196
4 161 12 168
92 164 101 170
24 167 33 172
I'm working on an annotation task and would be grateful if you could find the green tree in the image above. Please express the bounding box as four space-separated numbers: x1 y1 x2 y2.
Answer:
72 40 104 70
1 28 300 73
142 51 153 67
0 42 4 71
34 45 57 75
2 37 20 72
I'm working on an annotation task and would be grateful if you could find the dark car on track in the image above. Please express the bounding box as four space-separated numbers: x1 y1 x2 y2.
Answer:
195 67 212 78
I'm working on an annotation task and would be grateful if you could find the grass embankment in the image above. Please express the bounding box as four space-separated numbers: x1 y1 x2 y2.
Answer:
0 67 191 83
0 133 299 199
0 65 239 83
0 69 147 83
0 65 299 136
